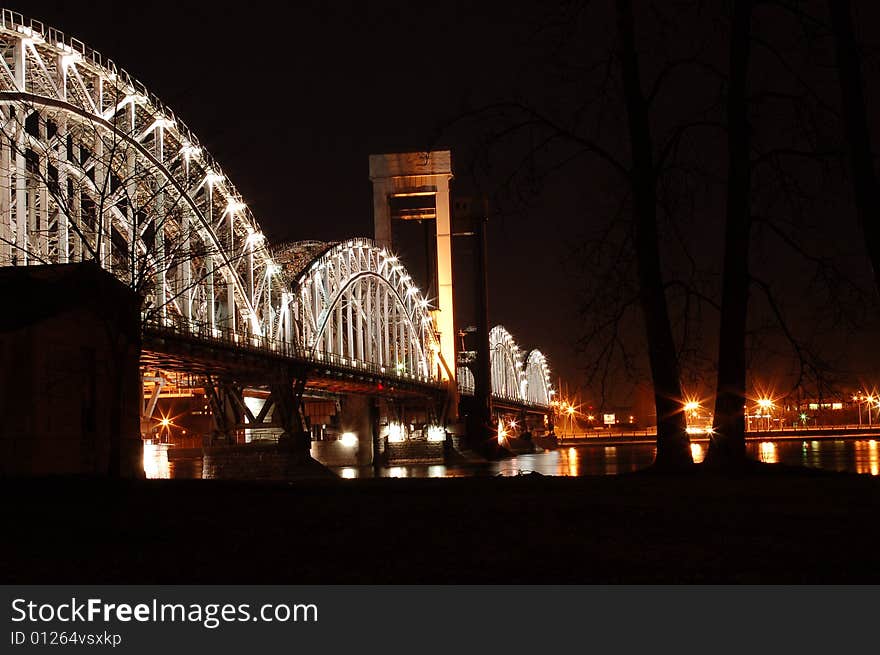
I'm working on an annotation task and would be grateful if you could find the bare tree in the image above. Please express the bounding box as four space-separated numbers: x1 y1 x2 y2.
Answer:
828 0 880 297
706 0 754 468
614 0 692 468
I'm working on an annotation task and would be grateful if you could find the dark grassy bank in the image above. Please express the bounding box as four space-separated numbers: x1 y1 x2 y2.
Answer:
2 466 879 583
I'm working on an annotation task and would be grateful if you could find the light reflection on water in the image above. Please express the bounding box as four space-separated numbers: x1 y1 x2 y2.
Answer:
758 441 778 464
144 437 880 479
143 442 170 479
340 438 880 479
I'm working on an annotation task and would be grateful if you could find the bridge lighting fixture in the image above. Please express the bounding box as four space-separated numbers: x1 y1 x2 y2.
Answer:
339 432 358 448
426 426 446 442
206 171 224 186
180 143 200 160
497 419 508 444
227 200 246 215
16 25 45 43
387 422 406 443
59 51 82 68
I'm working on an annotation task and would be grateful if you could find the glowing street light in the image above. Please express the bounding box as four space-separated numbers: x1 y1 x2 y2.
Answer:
756 398 774 431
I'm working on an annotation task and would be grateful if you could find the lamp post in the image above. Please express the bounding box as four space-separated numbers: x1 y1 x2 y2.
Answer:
757 398 773 431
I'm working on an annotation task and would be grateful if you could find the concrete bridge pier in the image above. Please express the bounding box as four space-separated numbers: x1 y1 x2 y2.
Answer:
271 371 311 458
339 394 377 466
205 378 243 445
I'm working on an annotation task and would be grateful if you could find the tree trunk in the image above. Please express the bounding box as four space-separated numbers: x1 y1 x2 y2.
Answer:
615 0 692 469
707 0 753 469
828 0 880 296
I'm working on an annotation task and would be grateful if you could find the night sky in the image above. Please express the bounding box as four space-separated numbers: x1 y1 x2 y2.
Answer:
19 0 880 408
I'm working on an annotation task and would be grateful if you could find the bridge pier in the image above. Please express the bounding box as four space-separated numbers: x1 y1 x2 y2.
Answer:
205 378 244 445
338 394 377 466
272 372 311 457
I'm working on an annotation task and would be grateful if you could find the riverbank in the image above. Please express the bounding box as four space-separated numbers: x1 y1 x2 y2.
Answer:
2 465 878 583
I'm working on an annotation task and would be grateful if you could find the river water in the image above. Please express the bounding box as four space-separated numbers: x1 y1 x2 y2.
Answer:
144 437 879 479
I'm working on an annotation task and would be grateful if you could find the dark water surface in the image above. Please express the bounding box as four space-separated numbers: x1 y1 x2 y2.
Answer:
145 437 879 479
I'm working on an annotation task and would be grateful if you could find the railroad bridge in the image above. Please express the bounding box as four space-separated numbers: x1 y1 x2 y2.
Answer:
0 11 555 468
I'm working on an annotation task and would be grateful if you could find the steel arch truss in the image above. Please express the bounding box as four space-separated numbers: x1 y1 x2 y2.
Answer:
287 239 441 382
489 325 526 402
524 349 553 406
0 11 283 342
485 326 553 407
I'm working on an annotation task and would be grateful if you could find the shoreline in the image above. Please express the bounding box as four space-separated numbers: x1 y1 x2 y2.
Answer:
2 465 879 584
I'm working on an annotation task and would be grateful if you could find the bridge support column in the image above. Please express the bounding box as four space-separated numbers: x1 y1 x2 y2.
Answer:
340 394 375 466
272 371 310 458
205 378 243 445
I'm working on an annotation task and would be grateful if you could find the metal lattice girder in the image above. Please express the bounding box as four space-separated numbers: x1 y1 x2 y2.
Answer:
481 326 554 407
287 238 441 382
489 325 526 402
524 349 553 406
0 10 283 343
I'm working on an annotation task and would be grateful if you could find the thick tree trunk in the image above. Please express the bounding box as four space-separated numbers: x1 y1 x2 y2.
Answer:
707 0 753 469
828 0 880 296
615 0 692 469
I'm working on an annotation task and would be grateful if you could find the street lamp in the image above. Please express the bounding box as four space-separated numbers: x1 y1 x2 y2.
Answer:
757 398 774 431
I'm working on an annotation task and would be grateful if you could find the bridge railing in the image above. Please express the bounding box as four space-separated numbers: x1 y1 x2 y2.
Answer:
456 383 551 410
142 315 441 387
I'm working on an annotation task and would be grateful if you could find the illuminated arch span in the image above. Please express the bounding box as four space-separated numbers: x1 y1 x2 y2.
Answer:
285 239 441 381
524 349 552 406
0 11 282 340
489 325 526 401
457 366 474 395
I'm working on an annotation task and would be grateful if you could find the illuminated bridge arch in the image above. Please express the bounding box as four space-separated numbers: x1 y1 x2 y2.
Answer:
0 11 282 340
283 239 441 380
524 349 553 406
489 325 526 402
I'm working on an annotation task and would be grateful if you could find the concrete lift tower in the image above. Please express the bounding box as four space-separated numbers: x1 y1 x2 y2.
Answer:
369 151 456 396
